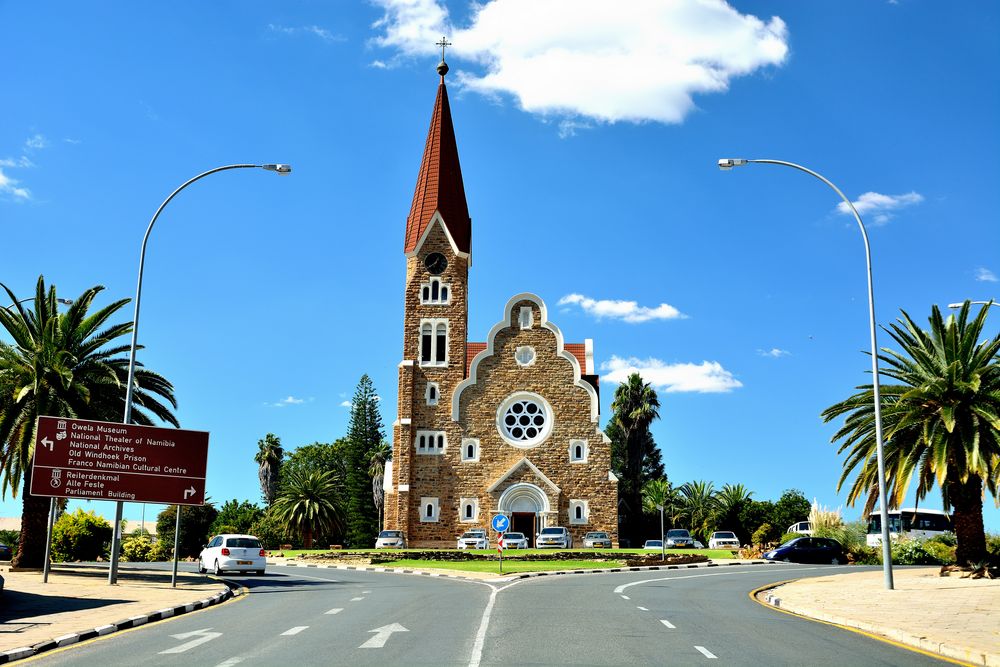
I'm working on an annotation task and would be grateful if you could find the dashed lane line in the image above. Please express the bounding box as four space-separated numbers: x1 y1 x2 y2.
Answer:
619 595 630 600
281 627 309 636
215 658 244 667
325 608 344 615
660 620 676 629
695 646 718 659
637 606 649 611
350 597 365 602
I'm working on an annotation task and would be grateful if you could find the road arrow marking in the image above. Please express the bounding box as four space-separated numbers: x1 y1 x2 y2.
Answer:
41 437 54 451
159 628 222 654
183 486 196 499
359 623 408 649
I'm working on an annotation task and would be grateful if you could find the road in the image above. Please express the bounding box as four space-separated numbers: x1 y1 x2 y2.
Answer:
30 563 948 666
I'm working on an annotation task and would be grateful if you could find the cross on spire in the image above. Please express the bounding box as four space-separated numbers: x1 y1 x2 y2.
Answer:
436 37 452 62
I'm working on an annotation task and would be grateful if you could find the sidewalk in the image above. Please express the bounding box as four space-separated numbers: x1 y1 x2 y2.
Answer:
759 567 1000 667
0 565 236 663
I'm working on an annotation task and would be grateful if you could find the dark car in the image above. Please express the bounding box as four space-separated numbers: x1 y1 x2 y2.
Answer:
0 543 12 561
764 537 846 565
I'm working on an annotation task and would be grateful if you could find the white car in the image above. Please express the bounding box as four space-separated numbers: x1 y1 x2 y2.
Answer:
708 531 740 549
198 534 266 575
500 532 529 549
536 526 572 548
375 530 406 548
457 529 489 549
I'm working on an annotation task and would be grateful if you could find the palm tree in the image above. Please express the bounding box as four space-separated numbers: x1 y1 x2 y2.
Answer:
641 478 680 527
0 277 178 568
716 483 754 544
823 302 1000 565
677 480 720 543
367 439 392 532
255 433 284 506
610 373 661 544
272 469 341 549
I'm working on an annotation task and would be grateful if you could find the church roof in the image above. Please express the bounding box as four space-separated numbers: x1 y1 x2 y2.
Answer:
404 76 471 255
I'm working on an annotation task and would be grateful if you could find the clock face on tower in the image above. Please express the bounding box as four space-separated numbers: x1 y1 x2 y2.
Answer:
424 252 448 275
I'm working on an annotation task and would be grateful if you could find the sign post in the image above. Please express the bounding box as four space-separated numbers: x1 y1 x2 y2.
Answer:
491 514 509 575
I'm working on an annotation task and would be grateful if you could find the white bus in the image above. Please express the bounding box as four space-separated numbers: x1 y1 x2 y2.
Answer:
866 508 952 546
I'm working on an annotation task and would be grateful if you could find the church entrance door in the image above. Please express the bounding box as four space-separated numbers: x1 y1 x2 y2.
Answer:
512 512 536 547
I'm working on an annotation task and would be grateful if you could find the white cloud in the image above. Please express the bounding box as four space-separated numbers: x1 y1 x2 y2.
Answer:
268 23 345 43
0 168 31 200
0 156 34 168
24 134 48 150
757 347 790 358
266 395 309 408
837 191 923 226
559 293 684 323
975 267 998 283
601 355 742 393
371 0 789 126
339 400 353 408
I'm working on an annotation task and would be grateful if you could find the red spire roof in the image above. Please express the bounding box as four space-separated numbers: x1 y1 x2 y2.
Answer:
404 79 471 255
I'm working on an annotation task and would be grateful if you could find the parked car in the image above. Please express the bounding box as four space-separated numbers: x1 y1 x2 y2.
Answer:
198 534 266 575
693 540 705 549
375 530 406 549
536 526 572 548
643 539 664 550
457 530 489 549
0 543 12 561
500 532 528 549
786 520 814 536
764 537 847 565
583 531 612 548
664 529 694 548
708 531 740 549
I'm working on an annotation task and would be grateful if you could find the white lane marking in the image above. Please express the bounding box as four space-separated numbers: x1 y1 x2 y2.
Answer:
325 608 344 615
281 626 309 636
215 658 244 667
620 595 630 600
359 623 408 649
159 628 222 654
469 580 523 667
362 590 372 593
637 606 648 611
660 619 676 629
613 564 843 594
695 646 718 659
351 596 365 601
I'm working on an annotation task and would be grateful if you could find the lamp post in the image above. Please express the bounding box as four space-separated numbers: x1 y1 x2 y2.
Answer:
948 301 998 309
109 163 292 585
656 504 665 562
718 158 894 590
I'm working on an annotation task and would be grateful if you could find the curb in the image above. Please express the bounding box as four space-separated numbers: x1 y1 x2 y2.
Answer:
277 559 778 582
0 579 245 665
753 582 988 667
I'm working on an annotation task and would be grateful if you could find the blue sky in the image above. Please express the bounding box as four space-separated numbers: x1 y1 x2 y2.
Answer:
2 1 998 532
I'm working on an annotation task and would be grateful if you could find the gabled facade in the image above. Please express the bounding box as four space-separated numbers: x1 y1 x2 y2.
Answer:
384 64 618 548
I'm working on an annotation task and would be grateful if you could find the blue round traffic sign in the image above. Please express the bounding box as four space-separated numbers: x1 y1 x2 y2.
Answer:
491 514 510 532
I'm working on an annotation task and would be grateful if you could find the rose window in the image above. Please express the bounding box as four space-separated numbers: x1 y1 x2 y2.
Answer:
502 399 547 442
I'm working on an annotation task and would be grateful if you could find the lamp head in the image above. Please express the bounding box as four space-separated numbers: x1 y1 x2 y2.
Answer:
718 158 748 171
262 164 292 175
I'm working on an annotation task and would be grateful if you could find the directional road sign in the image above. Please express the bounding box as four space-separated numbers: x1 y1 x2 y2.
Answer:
491 514 510 532
31 416 209 505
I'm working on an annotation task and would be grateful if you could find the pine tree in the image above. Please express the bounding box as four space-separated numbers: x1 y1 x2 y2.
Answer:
344 375 384 547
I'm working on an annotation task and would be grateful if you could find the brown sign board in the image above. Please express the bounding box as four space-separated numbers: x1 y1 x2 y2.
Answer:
31 416 209 505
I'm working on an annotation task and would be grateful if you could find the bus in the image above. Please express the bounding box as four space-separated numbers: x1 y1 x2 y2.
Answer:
866 508 952 546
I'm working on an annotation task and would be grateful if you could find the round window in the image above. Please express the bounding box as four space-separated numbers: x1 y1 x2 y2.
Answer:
497 393 552 448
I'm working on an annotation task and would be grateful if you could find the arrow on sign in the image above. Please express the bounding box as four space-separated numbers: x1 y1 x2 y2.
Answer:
183 486 196 500
41 437 54 452
359 623 408 649
159 628 222 654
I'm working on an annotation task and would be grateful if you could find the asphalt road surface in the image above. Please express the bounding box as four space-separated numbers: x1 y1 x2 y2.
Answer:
30 563 948 666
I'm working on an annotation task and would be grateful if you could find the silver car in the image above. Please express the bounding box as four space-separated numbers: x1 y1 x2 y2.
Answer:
536 526 572 548
500 532 528 549
583 531 612 548
664 529 694 548
375 530 406 548
457 529 489 549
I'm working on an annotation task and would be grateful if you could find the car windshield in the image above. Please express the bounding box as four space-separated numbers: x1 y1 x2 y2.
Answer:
714 532 736 539
586 532 608 539
645 540 663 547
379 531 402 538
505 533 524 539
666 530 690 538
461 532 480 539
540 528 563 535
225 538 261 548
779 537 804 548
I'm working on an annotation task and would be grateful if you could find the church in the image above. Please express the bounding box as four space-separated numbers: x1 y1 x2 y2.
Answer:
383 56 618 548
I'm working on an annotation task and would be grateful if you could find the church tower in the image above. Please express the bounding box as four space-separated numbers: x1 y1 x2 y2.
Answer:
386 55 472 543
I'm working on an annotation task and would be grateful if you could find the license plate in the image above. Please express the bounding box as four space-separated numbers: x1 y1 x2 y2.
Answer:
237 560 252 565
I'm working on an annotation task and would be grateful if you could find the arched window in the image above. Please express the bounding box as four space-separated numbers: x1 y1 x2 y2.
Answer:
575 505 583 520
570 439 588 463
436 434 444 449
441 286 448 301
416 430 445 455
467 444 474 459
420 278 451 305
431 280 439 301
461 438 479 462
426 382 439 406
575 444 583 459
435 323 447 363
422 285 429 301
420 496 439 523
426 504 434 518
418 434 426 450
465 504 473 519
421 323 432 363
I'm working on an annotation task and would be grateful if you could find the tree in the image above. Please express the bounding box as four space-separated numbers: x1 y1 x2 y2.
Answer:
716 483 754 545
50 508 113 562
609 373 661 545
209 499 264 536
0 277 178 568
272 469 341 549
641 477 680 533
254 433 284 506
280 439 350 545
157 502 218 558
739 499 775 543
344 375 384 548
368 439 392 532
772 489 811 537
677 480 720 543
822 302 1000 565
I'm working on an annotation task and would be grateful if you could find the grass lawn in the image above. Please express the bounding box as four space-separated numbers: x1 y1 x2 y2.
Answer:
388 559 621 573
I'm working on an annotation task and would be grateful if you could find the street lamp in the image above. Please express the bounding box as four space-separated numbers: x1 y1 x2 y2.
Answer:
3 297 73 312
718 157 894 590
948 301 998 309
109 163 292 585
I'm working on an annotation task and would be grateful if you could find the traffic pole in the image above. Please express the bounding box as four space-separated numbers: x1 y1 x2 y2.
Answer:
498 532 504 574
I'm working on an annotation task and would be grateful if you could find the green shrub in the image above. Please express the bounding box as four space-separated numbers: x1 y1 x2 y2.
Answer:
0 529 19 557
751 523 776 546
985 533 1000 556
927 532 956 547
149 539 172 562
922 540 956 565
777 532 801 546
120 534 155 562
51 509 113 562
890 538 950 565
849 545 881 565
